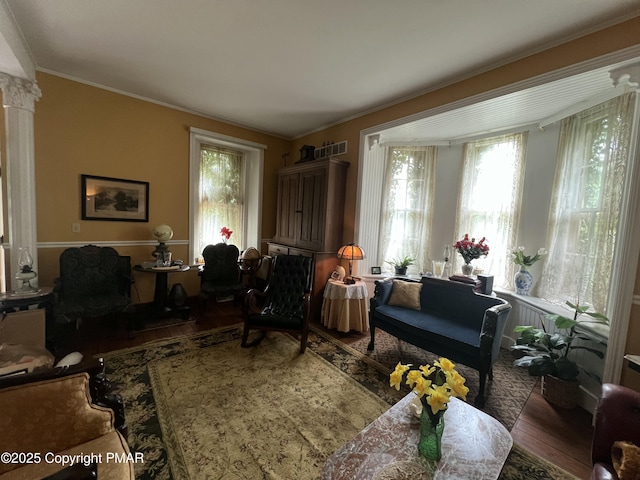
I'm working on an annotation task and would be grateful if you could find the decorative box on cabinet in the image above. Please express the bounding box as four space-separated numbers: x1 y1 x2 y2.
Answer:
274 157 349 252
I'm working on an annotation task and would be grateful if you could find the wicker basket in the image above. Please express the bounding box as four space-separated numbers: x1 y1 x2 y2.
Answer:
541 374 579 409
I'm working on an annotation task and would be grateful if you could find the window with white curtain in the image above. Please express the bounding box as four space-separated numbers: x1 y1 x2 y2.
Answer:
195 144 244 256
454 133 526 286
539 93 635 313
379 146 436 274
189 128 265 264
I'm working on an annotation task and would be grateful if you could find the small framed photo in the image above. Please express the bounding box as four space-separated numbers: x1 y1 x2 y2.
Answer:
371 266 382 274
81 174 149 222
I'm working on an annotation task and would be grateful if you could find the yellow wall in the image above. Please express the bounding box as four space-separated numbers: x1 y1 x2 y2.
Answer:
33 72 290 301
621 255 640 390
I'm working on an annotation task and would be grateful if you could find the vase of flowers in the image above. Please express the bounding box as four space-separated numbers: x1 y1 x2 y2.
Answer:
220 226 233 244
453 234 489 275
510 246 547 295
390 358 469 462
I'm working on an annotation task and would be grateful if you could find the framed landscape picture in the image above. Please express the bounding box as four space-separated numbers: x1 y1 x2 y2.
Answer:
81 174 149 222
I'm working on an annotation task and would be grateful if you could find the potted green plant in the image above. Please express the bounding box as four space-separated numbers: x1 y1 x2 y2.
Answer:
385 256 415 276
511 300 609 408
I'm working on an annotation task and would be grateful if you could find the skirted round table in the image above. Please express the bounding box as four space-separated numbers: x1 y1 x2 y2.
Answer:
321 279 369 333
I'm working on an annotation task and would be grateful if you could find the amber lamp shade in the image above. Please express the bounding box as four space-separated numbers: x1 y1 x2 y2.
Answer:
337 243 366 281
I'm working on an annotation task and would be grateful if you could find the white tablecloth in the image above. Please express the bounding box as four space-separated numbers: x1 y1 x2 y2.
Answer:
321 280 369 332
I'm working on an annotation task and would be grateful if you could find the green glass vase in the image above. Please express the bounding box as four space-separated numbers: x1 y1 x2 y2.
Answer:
418 408 445 461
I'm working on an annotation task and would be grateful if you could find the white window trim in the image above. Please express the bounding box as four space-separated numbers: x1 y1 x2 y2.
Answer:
189 127 265 263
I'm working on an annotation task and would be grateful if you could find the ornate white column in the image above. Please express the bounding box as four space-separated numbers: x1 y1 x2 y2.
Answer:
0 73 41 290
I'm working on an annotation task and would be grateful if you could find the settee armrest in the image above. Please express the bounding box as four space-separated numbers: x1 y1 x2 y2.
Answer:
370 279 393 310
479 301 511 359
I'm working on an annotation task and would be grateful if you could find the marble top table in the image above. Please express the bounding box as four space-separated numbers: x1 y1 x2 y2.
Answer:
321 393 513 480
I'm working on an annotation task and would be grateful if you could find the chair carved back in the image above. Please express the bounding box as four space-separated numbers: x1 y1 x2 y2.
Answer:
201 243 241 285
59 245 131 298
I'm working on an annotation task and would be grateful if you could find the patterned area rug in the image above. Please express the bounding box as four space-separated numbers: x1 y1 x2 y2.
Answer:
100 324 577 480
343 328 537 430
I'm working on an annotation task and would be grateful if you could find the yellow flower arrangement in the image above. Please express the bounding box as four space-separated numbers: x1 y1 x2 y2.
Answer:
390 358 469 416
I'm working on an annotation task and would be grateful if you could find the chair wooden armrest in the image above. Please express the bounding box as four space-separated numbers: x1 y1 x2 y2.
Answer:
244 288 268 315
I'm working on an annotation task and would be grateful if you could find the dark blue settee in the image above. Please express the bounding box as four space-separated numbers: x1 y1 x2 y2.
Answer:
368 276 511 407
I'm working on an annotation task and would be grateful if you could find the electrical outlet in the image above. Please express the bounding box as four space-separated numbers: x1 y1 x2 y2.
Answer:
72 223 80 233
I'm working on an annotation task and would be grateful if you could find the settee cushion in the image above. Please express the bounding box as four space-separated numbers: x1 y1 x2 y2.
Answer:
388 280 422 310
0 431 133 480
376 305 481 348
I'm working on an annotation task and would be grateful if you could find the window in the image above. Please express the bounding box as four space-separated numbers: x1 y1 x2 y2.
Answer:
189 128 265 263
539 93 635 313
196 145 244 255
380 146 436 274
454 133 526 286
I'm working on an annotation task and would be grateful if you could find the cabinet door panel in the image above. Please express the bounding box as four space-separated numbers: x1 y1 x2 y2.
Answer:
297 168 327 250
275 173 299 245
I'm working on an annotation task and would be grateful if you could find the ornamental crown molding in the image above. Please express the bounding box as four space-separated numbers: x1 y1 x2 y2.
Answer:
609 62 640 90
0 73 41 112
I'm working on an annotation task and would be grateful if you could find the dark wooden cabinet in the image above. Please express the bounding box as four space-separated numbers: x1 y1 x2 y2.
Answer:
274 157 348 252
271 157 349 320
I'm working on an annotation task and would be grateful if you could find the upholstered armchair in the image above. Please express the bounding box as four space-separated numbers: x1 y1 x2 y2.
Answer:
591 383 640 480
54 245 133 332
0 358 132 480
241 254 312 353
199 243 245 305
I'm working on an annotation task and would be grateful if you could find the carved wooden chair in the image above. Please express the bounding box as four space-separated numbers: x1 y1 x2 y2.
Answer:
241 254 312 353
199 243 246 305
53 245 133 333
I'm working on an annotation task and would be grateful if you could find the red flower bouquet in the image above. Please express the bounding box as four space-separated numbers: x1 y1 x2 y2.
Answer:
220 226 233 242
454 234 489 264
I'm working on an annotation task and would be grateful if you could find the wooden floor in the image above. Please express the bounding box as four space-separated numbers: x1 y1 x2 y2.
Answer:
69 299 593 480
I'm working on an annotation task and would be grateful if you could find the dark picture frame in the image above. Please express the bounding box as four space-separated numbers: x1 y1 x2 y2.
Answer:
81 174 149 222
371 266 382 274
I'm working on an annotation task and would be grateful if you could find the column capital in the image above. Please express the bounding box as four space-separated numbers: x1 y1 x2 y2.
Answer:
0 73 41 112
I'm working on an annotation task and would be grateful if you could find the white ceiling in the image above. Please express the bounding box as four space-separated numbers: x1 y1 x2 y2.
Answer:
2 0 640 139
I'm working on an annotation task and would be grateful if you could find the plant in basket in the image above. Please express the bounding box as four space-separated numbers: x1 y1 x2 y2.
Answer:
511 300 609 408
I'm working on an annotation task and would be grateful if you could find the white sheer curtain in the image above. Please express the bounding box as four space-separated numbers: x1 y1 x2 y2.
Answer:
539 93 635 313
379 146 436 275
454 133 526 286
194 144 244 257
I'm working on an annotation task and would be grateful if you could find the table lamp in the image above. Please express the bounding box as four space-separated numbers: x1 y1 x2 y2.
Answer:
337 243 365 284
152 224 173 265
